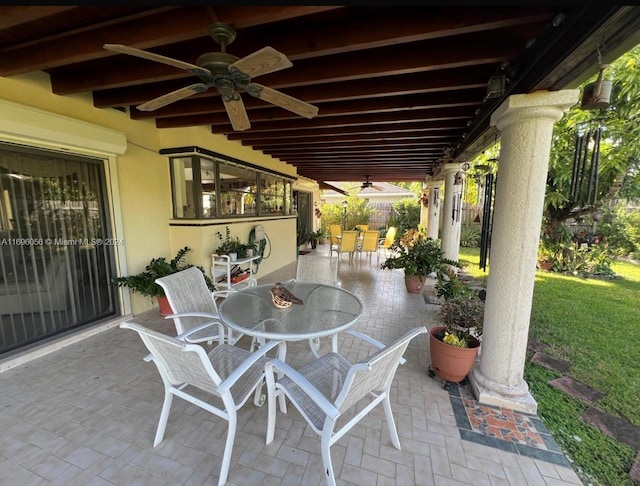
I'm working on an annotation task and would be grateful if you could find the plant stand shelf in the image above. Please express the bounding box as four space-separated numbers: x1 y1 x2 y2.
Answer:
211 254 260 295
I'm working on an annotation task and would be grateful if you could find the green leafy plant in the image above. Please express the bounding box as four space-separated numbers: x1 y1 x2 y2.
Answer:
111 246 214 298
434 269 475 300
387 198 421 236
436 296 485 348
460 224 481 248
381 228 459 279
296 225 310 246
215 226 254 257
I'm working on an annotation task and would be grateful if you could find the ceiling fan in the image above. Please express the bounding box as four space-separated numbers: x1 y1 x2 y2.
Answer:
103 22 318 131
360 175 383 191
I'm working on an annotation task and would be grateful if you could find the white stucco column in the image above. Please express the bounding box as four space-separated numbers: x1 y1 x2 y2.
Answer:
439 163 465 262
469 90 579 414
424 180 443 240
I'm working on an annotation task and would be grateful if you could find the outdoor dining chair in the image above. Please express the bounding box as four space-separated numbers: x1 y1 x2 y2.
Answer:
336 230 358 269
377 226 397 263
120 321 285 486
156 266 241 346
265 326 427 486
328 224 342 257
357 229 380 265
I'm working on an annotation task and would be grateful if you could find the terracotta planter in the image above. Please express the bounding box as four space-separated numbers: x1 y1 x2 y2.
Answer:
538 260 554 271
429 325 479 383
157 295 173 316
404 274 426 294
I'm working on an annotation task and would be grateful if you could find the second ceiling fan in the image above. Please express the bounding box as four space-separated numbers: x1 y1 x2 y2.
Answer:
104 22 318 131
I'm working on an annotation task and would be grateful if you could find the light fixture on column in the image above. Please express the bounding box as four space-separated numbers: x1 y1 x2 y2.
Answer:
454 171 464 185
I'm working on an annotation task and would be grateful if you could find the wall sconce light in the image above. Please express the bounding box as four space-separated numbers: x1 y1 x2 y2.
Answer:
433 187 440 208
454 171 465 185
484 74 506 101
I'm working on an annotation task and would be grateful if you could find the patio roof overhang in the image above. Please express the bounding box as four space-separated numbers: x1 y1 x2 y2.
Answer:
2 5 639 182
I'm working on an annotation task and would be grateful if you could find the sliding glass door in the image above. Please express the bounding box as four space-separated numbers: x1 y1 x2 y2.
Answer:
0 143 118 355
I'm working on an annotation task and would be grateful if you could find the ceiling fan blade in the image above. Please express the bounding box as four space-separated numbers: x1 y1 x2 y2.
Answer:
247 83 318 119
222 92 251 131
103 44 211 76
137 84 209 111
229 46 292 78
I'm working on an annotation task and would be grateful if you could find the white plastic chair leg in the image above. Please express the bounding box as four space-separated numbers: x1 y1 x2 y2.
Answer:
321 432 337 486
153 388 174 446
218 411 237 486
383 395 401 450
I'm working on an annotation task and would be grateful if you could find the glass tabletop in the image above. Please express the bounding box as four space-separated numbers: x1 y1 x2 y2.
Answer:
218 281 363 341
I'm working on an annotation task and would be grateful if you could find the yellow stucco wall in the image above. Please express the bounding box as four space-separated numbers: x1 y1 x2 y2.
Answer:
0 72 307 314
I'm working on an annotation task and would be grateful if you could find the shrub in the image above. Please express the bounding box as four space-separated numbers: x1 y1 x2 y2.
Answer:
387 198 420 236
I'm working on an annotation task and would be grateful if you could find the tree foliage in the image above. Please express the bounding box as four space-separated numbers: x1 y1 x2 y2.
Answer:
387 198 421 235
545 44 640 234
319 194 374 231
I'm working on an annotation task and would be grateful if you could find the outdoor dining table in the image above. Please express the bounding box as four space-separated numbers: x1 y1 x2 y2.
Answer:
218 281 363 357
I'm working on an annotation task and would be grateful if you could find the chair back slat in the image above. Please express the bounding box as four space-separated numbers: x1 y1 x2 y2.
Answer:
156 267 218 334
335 327 426 411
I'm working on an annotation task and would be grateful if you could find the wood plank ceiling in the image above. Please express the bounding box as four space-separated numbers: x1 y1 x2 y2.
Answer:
1 5 639 183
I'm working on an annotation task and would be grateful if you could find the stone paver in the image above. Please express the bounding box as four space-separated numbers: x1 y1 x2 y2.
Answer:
548 376 606 404
0 246 583 485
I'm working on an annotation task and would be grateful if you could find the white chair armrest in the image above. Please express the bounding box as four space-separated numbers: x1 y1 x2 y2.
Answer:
165 311 221 320
344 329 406 365
218 340 286 393
175 322 224 341
265 359 340 420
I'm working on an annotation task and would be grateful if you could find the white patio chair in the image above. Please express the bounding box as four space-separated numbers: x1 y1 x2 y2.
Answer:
265 326 427 486
155 266 242 346
120 321 285 486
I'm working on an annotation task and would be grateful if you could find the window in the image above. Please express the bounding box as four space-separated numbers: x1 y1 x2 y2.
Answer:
167 149 293 219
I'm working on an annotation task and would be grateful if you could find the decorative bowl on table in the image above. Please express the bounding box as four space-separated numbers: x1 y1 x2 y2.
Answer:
270 283 303 309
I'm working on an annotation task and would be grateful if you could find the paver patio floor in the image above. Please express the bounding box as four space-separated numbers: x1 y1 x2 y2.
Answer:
0 246 584 485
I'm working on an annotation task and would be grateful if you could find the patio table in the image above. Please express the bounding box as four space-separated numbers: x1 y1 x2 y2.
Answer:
218 281 363 355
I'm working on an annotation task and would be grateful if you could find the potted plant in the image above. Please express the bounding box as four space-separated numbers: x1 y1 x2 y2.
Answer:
381 228 460 293
296 225 310 249
215 226 253 259
309 229 324 249
537 237 559 271
429 296 484 383
111 246 214 315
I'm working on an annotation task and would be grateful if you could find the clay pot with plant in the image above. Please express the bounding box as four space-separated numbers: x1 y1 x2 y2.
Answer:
381 228 460 293
429 296 484 384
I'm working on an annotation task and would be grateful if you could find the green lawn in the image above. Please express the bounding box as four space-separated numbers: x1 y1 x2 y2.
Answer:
458 247 640 485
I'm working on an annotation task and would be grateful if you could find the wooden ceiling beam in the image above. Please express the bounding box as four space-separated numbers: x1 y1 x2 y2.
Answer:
257 141 446 151
228 120 465 141
132 88 483 122
156 90 484 128
218 106 475 135
93 65 493 109
49 28 520 94
0 6 342 76
249 133 455 145
0 7 77 30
